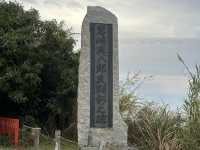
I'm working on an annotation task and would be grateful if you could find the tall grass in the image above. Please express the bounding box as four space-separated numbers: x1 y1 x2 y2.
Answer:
127 103 181 150
120 61 200 150
178 65 200 149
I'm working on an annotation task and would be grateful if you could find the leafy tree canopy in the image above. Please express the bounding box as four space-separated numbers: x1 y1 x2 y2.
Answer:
0 1 79 136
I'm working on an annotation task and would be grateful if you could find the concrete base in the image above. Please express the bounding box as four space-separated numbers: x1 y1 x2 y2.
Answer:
80 145 131 150
103 144 128 150
81 146 99 150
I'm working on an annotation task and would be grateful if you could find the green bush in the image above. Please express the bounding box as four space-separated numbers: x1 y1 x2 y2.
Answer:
0 1 79 138
128 104 181 150
178 66 200 149
0 134 11 146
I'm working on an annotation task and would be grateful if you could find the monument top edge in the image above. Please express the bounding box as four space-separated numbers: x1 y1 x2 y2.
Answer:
87 6 117 20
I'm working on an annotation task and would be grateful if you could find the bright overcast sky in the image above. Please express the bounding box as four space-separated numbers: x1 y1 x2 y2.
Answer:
11 0 200 109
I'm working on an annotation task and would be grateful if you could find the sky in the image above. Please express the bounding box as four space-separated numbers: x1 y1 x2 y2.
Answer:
11 0 200 109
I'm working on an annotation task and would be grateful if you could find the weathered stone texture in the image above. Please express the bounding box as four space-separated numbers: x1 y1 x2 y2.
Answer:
77 6 127 148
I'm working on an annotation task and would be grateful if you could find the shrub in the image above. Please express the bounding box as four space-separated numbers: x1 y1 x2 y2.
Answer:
128 103 181 150
0 134 10 146
179 65 200 149
119 73 181 149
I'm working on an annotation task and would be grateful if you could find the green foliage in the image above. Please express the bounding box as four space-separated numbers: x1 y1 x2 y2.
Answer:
0 134 10 146
1 127 78 149
179 65 200 149
119 74 181 149
119 57 200 149
0 1 78 138
119 73 140 122
129 104 181 150
0 1 42 103
20 127 34 146
119 73 152 122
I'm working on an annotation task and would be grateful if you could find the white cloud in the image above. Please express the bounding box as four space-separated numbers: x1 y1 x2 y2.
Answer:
13 0 200 39
136 74 188 109
139 74 188 95
8 0 200 107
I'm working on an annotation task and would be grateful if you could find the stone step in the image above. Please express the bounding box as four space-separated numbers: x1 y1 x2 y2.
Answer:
81 146 99 150
80 146 137 150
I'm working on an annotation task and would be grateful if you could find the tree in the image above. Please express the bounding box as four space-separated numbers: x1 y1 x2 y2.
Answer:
0 1 79 138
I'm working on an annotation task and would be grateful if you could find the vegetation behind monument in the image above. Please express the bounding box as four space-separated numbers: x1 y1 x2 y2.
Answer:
0 1 78 139
120 63 200 149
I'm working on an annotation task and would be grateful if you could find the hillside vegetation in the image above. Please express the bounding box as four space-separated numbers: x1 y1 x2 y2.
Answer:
120 64 200 150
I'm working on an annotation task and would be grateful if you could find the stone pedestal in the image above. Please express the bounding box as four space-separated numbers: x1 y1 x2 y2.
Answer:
31 128 41 150
81 146 99 150
77 6 127 149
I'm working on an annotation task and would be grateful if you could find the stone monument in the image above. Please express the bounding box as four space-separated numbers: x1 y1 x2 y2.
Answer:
78 6 127 149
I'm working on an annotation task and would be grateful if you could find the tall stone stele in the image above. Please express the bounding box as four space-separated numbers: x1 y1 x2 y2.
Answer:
78 6 127 148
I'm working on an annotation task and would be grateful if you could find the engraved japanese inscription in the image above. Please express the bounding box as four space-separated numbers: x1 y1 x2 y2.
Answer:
90 23 113 128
